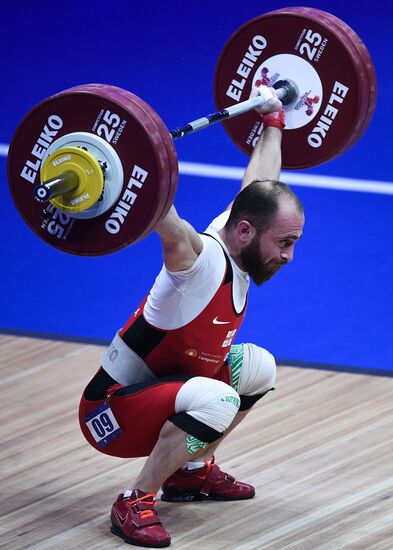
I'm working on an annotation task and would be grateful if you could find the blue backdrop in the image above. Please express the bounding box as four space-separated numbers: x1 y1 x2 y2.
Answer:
1 0 392 374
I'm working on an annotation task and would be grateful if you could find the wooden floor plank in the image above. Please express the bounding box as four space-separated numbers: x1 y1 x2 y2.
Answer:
1 335 392 549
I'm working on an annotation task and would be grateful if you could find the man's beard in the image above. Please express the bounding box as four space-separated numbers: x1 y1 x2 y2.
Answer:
240 236 282 286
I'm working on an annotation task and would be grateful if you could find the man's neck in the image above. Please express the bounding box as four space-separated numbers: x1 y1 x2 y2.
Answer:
218 228 245 272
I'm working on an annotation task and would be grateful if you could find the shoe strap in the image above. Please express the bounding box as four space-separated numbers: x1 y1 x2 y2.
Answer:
125 492 162 527
132 510 162 528
200 463 234 496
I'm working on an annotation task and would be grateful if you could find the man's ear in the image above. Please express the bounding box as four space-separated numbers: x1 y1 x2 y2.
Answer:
237 221 257 244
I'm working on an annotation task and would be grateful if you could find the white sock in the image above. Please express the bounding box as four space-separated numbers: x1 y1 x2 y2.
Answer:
183 461 206 470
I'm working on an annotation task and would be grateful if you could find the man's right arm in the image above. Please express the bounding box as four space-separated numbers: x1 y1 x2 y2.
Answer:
155 206 203 273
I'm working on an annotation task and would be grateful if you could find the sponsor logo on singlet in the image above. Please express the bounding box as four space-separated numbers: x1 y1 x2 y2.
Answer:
213 316 230 325
222 330 237 348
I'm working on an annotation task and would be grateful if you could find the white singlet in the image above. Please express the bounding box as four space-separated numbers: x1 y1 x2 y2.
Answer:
143 211 250 330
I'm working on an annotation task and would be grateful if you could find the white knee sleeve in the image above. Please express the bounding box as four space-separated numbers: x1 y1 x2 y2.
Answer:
229 343 276 396
175 377 240 433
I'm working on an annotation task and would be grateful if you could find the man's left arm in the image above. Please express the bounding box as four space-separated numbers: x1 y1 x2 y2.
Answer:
226 86 284 210
241 125 283 190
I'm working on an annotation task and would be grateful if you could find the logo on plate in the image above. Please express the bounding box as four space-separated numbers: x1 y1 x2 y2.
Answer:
255 66 279 88
295 91 320 116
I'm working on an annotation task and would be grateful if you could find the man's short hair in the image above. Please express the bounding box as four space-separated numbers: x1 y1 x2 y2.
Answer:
225 179 303 234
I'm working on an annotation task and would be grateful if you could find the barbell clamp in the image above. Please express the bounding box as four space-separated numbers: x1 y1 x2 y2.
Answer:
33 171 79 203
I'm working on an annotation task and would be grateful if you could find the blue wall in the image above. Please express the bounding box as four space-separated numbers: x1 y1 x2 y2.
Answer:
1 0 392 373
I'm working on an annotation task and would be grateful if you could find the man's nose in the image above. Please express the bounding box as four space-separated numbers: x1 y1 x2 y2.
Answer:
281 248 294 263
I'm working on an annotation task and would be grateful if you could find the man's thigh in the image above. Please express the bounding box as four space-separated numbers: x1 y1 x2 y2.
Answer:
79 378 186 458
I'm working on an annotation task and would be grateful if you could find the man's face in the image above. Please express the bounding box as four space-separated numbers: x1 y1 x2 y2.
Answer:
240 201 304 286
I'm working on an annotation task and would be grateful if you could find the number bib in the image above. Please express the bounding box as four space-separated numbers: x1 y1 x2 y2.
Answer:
84 403 122 448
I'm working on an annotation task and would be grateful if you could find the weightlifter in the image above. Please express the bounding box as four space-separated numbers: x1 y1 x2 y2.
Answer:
79 84 305 548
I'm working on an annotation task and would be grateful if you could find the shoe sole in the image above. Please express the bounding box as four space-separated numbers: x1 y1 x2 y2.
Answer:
161 490 255 502
111 523 171 548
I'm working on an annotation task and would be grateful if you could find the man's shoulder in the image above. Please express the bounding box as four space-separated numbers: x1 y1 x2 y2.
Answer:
162 232 225 281
198 232 227 263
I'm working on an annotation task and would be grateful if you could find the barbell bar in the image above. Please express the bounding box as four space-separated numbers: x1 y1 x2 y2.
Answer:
32 81 294 205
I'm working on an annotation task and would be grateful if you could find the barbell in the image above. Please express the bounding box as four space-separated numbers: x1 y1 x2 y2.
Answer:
7 6 377 256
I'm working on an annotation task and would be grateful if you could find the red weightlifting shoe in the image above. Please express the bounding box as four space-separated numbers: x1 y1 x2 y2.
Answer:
263 108 286 131
111 490 171 548
161 457 255 502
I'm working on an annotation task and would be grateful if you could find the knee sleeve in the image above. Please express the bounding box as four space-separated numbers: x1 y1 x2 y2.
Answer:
169 377 240 443
228 343 276 409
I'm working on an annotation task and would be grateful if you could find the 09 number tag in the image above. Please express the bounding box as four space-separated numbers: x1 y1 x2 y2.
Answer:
84 403 122 448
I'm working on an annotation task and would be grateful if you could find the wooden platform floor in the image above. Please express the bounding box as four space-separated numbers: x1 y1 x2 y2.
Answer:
1 334 393 549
